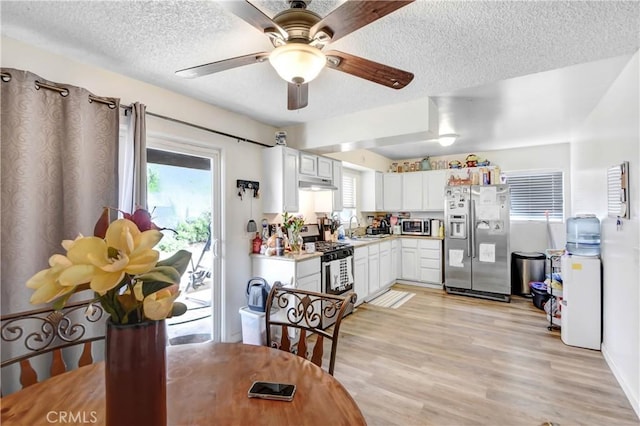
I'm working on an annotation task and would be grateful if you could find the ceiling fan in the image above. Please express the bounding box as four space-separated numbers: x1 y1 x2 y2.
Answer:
176 0 415 110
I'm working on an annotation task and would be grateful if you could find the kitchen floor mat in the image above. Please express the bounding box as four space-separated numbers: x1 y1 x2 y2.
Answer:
367 290 415 309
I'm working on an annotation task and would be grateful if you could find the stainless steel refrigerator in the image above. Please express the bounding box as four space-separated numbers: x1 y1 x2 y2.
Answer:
444 184 511 301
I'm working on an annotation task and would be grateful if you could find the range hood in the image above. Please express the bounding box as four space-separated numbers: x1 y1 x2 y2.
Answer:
298 175 337 191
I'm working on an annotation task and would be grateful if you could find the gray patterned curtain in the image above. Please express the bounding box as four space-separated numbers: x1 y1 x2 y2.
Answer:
0 68 120 315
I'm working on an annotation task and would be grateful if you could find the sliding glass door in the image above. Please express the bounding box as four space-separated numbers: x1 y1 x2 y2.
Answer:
145 141 221 344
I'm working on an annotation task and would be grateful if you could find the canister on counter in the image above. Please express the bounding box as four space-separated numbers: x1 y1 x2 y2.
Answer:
275 235 284 256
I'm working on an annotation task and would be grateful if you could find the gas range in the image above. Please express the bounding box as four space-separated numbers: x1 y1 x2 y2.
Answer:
300 224 354 327
300 225 353 260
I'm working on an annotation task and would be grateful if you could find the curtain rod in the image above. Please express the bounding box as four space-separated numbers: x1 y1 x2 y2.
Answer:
0 71 271 148
119 104 271 148
1 72 118 109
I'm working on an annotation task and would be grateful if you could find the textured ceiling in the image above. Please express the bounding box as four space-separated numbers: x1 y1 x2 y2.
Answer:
1 1 639 158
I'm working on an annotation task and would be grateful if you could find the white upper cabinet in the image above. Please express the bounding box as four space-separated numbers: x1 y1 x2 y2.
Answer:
317 156 333 179
402 173 423 211
361 171 384 212
423 170 447 211
299 153 333 179
383 173 402 211
332 160 343 211
299 153 318 176
262 146 299 213
384 170 447 212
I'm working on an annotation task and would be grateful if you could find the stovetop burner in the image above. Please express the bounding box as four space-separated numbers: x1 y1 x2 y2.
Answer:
314 241 351 253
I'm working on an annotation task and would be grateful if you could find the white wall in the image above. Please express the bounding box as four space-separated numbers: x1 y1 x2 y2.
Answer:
570 52 639 417
1 37 277 342
327 149 393 173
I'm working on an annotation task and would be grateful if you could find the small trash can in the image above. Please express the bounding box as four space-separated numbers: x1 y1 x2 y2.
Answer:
529 281 550 310
511 252 546 296
239 306 266 346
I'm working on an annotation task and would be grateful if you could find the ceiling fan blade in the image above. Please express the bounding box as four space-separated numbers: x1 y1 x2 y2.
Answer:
176 52 269 79
325 50 414 89
310 0 414 43
220 0 287 40
288 83 309 110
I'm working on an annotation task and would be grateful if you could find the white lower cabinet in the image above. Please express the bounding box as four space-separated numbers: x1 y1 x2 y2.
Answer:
401 239 420 281
391 239 399 281
251 256 321 292
400 238 442 285
368 244 380 295
379 240 392 288
418 239 442 284
297 271 322 293
353 247 368 306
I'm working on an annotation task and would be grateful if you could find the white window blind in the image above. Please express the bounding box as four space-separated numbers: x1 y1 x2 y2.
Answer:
607 165 622 218
342 173 356 209
505 171 564 221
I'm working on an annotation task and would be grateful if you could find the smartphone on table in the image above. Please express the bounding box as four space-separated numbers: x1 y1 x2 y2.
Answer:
248 381 296 402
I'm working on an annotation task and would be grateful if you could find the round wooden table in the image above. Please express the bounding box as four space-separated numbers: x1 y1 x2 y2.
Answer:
0 342 366 425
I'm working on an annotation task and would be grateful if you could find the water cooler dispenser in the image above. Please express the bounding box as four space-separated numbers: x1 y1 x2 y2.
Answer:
566 214 600 256
561 214 602 350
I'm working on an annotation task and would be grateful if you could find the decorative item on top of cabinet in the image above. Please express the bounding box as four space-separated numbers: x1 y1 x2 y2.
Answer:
421 157 431 171
275 131 287 146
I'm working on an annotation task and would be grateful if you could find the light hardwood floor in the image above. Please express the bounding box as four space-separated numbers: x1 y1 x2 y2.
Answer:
332 284 638 426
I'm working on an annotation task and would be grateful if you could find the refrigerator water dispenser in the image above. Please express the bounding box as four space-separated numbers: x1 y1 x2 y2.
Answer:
448 215 467 239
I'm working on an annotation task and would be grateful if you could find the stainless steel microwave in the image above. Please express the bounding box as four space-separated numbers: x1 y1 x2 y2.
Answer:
401 219 431 236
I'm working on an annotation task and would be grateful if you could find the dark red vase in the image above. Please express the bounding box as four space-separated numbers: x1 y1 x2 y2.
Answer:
105 319 167 426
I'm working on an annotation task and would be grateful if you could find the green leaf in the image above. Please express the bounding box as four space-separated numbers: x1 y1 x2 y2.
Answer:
140 281 173 297
136 266 181 286
170 302 188 318
156 250 192 277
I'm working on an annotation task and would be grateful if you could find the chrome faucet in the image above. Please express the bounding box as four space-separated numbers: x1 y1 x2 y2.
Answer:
348 215 359 238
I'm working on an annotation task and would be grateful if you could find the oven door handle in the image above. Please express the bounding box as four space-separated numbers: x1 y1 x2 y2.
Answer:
323 262 330 293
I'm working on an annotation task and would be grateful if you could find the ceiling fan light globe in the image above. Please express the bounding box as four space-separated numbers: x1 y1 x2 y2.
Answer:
438 134 458 147
269 43 326 84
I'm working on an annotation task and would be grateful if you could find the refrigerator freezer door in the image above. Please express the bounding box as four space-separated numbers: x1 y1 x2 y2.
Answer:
561 255 601 350
470 185 511 295
444 186 472 290
445 238 472 289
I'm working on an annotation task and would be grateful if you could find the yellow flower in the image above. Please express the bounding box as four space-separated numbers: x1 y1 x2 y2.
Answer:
26 254 76 304
143 284 180 320
25 207 191 324
60 219 161 295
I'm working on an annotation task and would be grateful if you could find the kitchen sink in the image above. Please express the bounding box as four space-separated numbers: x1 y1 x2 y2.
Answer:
350 234 391 240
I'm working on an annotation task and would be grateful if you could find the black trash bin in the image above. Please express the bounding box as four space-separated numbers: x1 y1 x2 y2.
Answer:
511 252 546 296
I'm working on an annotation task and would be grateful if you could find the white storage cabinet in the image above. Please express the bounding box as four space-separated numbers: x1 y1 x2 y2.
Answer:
361 171 384 211
383 173 402 211
368 243 381 295
353 247 369 306
251 256 321 293
262 146 299 213
560 255 601 350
